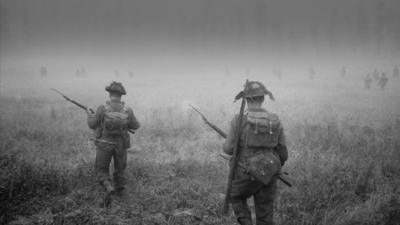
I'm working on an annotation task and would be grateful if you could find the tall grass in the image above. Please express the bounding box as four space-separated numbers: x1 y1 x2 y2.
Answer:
0 84 399 224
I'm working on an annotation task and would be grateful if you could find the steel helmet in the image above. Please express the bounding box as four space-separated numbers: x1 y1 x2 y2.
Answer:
235 80 275 101
105 81 126 95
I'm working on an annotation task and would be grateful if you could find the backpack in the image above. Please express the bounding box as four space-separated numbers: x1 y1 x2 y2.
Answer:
242 110 282 184
244 111 281 148
102 104 129 135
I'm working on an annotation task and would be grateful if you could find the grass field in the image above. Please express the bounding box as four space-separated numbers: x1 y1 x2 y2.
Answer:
0 63 400 225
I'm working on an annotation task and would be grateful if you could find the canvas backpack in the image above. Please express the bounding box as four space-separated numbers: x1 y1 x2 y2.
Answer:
242 110 282 184
244 111 281 148
102 104 129 135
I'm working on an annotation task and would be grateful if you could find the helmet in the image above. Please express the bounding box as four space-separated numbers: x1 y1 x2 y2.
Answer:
245 81 268 97
234 80 275 101
105 81 126 95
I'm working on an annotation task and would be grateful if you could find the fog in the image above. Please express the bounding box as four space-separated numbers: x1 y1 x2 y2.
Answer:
1 0 400 68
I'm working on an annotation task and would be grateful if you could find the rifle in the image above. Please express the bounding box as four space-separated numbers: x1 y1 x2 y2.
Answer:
189 104 226 138
189 103 292 187
51 88 94 113
221 80 247 215
51 88 135 134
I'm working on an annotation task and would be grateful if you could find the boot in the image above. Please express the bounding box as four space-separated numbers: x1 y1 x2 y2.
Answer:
102 180 115 207
114 186 128 199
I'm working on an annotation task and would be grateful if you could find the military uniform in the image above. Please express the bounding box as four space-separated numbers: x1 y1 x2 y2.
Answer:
378 73 388 90
223 82 288 225
87 82 140 192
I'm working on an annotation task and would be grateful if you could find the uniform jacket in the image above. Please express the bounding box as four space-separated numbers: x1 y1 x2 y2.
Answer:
87 99 140 149
223 108 288 166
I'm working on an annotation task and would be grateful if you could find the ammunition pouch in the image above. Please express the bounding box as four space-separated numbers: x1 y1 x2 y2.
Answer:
245 150 281 185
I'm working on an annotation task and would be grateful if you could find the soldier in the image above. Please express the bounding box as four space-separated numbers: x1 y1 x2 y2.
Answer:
378 73 388 90
364 74 372 89
86 81 140 204
223 81 288 225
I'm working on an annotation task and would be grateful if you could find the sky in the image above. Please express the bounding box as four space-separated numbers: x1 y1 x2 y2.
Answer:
1 0 400 66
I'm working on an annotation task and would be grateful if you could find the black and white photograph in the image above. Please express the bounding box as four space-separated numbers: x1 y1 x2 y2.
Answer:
0 0 399 224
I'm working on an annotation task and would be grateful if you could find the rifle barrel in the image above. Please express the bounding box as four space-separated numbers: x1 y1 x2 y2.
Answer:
189 104 227 138
223 89 247 215
51 88 88 111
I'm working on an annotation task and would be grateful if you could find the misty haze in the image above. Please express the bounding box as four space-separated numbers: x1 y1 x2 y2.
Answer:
0 0 399 225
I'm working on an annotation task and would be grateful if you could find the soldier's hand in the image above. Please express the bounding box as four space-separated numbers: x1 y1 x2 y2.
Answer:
86 107 95 115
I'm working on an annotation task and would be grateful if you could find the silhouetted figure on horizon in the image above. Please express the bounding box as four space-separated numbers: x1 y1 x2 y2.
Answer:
341 66 346 77
378 73 388 90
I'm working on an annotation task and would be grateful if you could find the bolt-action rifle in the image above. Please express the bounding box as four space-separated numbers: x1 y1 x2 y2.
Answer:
50 88 135 134
221 80 248 215
189 104 292 187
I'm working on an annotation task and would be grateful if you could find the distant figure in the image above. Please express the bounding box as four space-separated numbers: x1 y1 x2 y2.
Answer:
373 68 380 81
393 65 399 78
40 66 48 77
364 74 372 89
378 73 388 90
341 66 346 77
128 71 134 78
309 66 315 79
75 69 81 77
